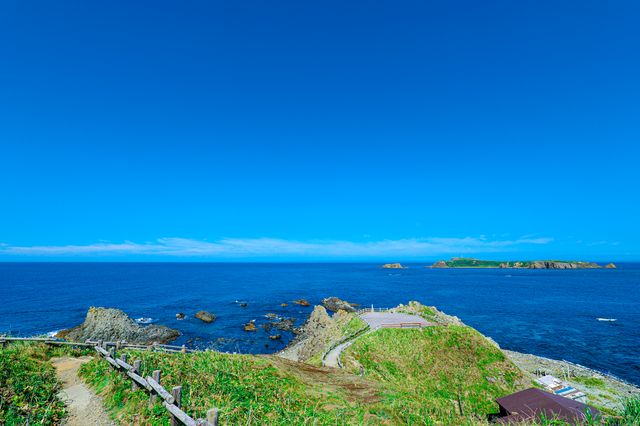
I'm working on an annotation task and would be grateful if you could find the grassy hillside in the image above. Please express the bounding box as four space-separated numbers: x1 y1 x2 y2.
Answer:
0 342 69 425
79 349 376 425
76 324 532 425
341 326 527 424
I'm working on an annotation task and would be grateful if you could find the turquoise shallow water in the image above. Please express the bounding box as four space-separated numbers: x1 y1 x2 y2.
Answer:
1 262 639 384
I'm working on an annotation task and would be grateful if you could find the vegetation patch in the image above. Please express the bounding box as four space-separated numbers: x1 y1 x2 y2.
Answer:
79 349 372 425
0 342 66 425
341 326 527 424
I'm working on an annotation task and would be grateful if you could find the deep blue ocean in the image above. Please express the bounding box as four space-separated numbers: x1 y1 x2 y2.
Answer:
1 262 639 385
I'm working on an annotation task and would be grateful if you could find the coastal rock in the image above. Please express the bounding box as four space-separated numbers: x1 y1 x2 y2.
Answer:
322 297 356 313
293 299 311 307
605 263 617 269
273 317 297 332
176 313 185 320
239 302 248 308
528 261 601 269
244 321 257 332
195 310 216 323
280 303 288 307
277 305 343 362
382 263 405 269
56 307 180 344
269 334 282 340
430 260 448 268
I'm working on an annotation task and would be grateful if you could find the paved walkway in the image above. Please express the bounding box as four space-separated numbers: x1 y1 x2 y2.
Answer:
359 312 431 329
52 357 115 426
323 312 430 368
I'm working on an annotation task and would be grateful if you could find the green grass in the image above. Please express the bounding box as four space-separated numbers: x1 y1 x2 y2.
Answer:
341 325 527 424
571 376 607 389
0 343 67 425
79 349 371 425
340 316 368 337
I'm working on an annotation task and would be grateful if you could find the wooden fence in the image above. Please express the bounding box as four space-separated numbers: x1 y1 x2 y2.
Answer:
0 337 220 425
379 322 428 329
94 341 219 426
0 336 200 353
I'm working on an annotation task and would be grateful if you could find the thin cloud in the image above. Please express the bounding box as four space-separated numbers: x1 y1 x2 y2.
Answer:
0 236 552 258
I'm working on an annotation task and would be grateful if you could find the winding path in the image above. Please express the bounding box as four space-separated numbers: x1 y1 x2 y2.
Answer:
52 357 115 426
323 312 431 368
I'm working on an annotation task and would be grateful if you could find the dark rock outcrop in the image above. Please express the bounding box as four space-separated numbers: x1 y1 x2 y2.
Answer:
382 263 406 269
244 321 257 332
56 307 180 344
176 313 185 320
322 297 356 313
528 261 601 269
293 299 311 307
195 310 216 323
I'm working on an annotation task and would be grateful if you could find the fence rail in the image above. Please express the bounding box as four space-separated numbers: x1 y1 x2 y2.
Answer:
0 336 220 425
0 336 199 353
94 341 219 426
355 307 395 315
379 322 427 329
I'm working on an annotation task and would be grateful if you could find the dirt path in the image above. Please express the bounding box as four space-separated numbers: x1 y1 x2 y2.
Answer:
51 356 115 426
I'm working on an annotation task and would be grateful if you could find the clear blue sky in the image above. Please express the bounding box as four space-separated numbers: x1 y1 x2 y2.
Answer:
1 1 638 261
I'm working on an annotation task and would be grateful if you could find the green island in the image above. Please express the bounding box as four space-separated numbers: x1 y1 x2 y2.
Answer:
1 301 638 425
430 258 616 269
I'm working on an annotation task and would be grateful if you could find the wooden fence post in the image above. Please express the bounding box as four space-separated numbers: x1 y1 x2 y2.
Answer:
120 353 128 364
207 408 219 426
149 370 161 405
181 345 186 354
132 360 142 391
170 386 182 426
109 345 116 361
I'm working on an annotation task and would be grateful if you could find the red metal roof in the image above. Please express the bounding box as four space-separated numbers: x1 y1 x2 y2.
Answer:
495 388 599 425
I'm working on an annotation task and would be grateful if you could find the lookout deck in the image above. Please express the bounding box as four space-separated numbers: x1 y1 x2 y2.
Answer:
359 312 432 329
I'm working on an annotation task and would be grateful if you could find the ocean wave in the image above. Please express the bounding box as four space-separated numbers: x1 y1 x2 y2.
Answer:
135 317 155 324
596 318 617 322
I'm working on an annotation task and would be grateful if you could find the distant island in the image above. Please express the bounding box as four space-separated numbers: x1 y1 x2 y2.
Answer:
430 257 616 269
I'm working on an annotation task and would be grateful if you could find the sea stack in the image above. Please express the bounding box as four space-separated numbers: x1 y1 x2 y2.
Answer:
56 307 180 344
382 263 406 269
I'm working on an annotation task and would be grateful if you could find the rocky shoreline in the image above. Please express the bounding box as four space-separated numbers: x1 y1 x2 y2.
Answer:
49 299 639 408
504 350 638 410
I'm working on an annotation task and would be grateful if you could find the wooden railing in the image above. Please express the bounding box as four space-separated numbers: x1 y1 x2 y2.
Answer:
0 337 219 425
379 322 427 329
95 341 219 426
0 336 200 353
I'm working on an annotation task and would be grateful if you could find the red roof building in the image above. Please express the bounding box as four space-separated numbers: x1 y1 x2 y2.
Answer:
494 388 600 425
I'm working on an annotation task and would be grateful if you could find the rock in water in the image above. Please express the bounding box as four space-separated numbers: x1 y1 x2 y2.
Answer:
195 310 216 323
322 297 356 313
382 263 405 269
244 321 257 332
430 260 449 268
56 307 180 344
176 313 186 320
293 299 311 306
605 263 617 269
